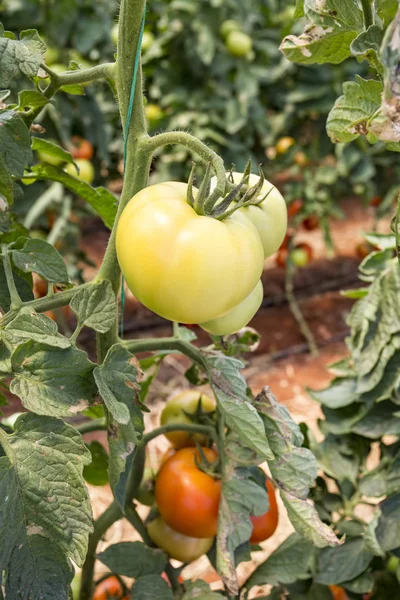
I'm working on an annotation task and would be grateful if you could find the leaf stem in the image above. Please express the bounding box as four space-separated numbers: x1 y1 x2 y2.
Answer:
121 336 208 369
360 0 373 29
125 504 152 544
1 244 22 310
143 423 217 446
75 418 107 435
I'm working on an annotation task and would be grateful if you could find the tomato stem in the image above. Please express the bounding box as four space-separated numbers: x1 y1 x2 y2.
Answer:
75 419 107 435
121 336 208 370
1 244 23 311
360 0 374 29
143 423 217 446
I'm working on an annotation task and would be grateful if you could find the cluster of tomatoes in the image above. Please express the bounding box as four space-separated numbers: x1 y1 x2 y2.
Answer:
116 172 287 335
145 391 278 562
34 135 95 185
275 198 315 269
219 20 253 59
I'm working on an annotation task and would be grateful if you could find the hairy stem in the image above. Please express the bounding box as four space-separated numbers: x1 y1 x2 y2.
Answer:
125 504 152 544
1 245 22 310
143 422 217 446
121 336 208 369
124 444 146 507
360 0 373 29
79 502 122 600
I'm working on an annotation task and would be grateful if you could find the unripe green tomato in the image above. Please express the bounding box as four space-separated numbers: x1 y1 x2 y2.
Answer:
225 31 253 57
145 103 163 122
44 46 60 66
65 159 95 184
210 172 287 259
160 390 216 449
387 555 400 573
353 183 365 195
220 20 242 39
111 23 119 46
142 30 154 51
289 247 309 268
199 280 263 336
136 467 156 506
147 516 214 562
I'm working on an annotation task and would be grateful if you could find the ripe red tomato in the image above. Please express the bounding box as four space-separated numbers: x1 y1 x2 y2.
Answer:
329 585 349 600
250 478 278 543
70 136 94 160
288 199 303 219
302 215 319 230
155 447 221 538
93 576 124 600
370 195 382 207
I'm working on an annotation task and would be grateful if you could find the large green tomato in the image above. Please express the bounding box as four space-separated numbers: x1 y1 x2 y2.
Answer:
116 182 264 323
65 159 95 184
211 172 287 258
225 31 253 57
160 390 215 449
147 516 214 562
199 279 263 335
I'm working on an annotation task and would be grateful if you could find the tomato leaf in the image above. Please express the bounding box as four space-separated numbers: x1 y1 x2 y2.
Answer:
0 413 92 570
83 441 109 486
96 542 167 578
315 537 374 585
0 25 47 86
30 163 118 229
205 352 273 460
243 533 315 589
4 310 71 349
32 137 75 165
376 493 400 552
130 574 173 599
0 260 34 313
17 89 50 110
11 238 69 283
182 580 225 599
0 109 32 198
70 280 116 334
10 341 96 417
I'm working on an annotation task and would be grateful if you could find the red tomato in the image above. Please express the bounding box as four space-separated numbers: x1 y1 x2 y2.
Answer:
370 196 382 207
302 215 319 230
70 136 94 160
155 447 221 538
329 585 349 600
250 478 278 543
275 247 288 268
93 576 124 600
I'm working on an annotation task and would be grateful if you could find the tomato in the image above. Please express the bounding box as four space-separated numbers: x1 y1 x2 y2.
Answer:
161 390 216 449
161 572 184 586
289 243 313 267
355 241 372 259
199 279 263 335
329 586 349 600
116 182 264 324
147 516 214 562
288 199 303 219
250 478 278 543
302 215 319 230
145 103 164 122
93 575 124 600
353 183 365 195
293 151 309 167
275 247 288 268
370 195 383 207
155 447 221 538
142 30 154 51
70 136 94 160
111 23 119 45
225 31 253 57
387 555 400 573
136 467 156 506
220 20 242 39
275 136 295 155
211 172 287 259
65 159 95 184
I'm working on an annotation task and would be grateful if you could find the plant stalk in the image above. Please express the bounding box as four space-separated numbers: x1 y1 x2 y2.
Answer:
360 0 373 29
1 245 23 310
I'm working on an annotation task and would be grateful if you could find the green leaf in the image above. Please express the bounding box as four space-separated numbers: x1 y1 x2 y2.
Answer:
376 493 400 552
308 377 358 409
359 249 394 278
206 353 273 460
98 345 145 507
350 25 385 66
326 76 383 143
0 25 47 86
17 89 50 110
243 533 315 589
315 537 374 585
130 575 173 599
0 109 32 179
10 341 96 417
93 344 142 426
0 260 34 313
70 280 116 334
31 164 118 229
0 413 92 568
12 238 69 283
351 401 400 439
32 137 75 165
0 155 14 204
97 542 167 578
363 232 396 250
281 29 358 65
83 441 109 486
4 310 71 349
